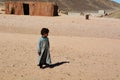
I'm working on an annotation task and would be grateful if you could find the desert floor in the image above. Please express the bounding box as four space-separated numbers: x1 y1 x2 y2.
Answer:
0 14 120 80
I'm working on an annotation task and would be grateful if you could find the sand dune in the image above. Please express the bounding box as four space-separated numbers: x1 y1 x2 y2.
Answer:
0 14 120 80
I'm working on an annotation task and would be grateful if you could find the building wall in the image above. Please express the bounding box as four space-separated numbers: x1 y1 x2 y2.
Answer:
15 2 24 15
29 2 54 16
5 1 58 16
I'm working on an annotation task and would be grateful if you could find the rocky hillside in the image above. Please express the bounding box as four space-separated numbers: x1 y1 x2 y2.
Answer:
1 0 120 11
0 2 4 7
52 0 120 11
108 10 120 18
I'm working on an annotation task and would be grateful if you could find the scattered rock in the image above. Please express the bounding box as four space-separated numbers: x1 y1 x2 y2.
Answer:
21 75 24 77
72 21 74 23
14 49 16 51
93 63 95 64
61 78 65 80
4 70 9 73
24 63 27 66
5 49 7 51
66 73 71 76
11 64 15 67
116 75 119 77
14 74 17 77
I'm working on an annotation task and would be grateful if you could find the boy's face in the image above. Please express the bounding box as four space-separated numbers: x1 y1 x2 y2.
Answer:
44 33 48 37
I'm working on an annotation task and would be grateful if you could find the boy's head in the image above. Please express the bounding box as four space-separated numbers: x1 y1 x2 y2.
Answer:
41 28 49 36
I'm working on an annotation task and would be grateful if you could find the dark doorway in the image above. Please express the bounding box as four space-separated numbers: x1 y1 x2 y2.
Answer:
53 5 58 16
11 8 15 14
23 3 29 15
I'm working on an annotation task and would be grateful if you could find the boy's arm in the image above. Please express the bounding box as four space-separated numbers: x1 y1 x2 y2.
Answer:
37 38 47 56
37 39 41 55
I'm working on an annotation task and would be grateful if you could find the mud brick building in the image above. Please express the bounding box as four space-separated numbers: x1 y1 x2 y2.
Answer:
5 1 58 16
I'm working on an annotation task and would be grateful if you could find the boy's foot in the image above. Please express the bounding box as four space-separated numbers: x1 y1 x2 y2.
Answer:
40 65 43 68
37 64 43 69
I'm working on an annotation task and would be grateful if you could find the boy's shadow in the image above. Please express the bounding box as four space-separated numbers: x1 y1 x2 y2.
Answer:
42 61 70 69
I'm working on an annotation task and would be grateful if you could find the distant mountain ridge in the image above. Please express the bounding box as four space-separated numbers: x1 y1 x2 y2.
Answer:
1 0 120 11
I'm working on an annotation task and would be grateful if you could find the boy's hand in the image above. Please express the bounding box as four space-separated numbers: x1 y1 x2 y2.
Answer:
38 52 41 56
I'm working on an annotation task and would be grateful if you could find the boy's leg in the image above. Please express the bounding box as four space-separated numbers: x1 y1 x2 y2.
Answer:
39 64 43 68
37 63 43 68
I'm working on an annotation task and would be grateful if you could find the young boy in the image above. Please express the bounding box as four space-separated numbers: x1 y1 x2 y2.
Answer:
37 28 51 68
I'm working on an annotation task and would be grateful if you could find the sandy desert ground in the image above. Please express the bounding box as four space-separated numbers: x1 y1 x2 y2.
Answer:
0 14 120 80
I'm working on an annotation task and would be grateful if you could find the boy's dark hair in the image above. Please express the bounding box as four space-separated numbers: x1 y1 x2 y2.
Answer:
41 28 49 35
